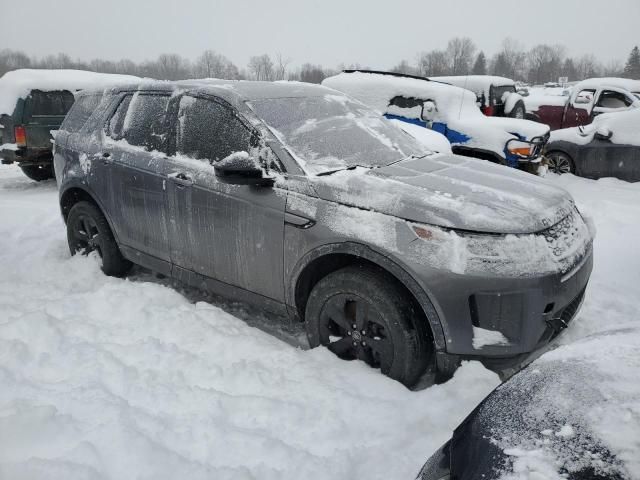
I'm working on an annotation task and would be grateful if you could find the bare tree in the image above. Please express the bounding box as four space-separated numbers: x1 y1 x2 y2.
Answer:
491 37 526 80
446 37 476 75
273 53 291 81
418 50 449 76
0 49 31 76
390 59 417 75
299 63 326 84
194 50 241 79
527 44 565 84
248 54 274 81
575 54 602 80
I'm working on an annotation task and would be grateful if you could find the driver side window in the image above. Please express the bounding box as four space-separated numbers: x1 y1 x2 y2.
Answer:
176 96 258 163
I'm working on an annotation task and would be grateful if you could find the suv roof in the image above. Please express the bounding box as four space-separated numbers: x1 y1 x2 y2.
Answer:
100 79 336 103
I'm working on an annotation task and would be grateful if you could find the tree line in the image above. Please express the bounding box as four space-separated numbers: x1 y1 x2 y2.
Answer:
1 38 639 84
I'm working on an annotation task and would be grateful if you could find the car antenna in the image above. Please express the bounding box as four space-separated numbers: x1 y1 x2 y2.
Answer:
458 74 470 120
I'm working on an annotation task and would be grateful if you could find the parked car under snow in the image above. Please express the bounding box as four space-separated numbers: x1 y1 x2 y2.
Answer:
527 77 640 131
322 71 550 174
546 108 640 181
430 75 527 119
55 80 593 387
0 69 139 180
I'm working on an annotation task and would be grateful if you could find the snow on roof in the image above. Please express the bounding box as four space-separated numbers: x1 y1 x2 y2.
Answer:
573 77 640 94
322 71 480 118
0 69 141 115
431 75 516 96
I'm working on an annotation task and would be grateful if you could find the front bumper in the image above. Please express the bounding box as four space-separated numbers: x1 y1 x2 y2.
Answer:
412 246 593 363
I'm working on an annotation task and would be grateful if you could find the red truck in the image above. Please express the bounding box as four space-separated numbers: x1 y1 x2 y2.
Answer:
526 78 640 130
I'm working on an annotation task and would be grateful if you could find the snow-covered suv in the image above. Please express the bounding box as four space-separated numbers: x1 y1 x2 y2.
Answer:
55 80 593 387
323 71 550 174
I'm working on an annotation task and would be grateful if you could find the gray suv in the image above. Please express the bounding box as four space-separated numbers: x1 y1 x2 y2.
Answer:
54 80 594 387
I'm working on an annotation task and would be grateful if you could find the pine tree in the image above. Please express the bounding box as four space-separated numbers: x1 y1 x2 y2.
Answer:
623 46 640 79
472 52 487 75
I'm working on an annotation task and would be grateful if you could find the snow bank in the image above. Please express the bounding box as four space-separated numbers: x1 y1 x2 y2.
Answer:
0 165 500 480
0 69 140 115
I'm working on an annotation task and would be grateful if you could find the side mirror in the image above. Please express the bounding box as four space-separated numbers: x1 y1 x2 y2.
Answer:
594 128 613 141
214 152 275 187
421 100 438 122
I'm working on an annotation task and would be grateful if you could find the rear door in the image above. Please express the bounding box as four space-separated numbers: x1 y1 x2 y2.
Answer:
165 94 287 301
23 90 75 150
579 139 640 181
101 92 172 270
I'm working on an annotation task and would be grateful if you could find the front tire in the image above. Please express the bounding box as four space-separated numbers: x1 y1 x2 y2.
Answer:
509 101 526 119
66 201 132 277
305 265 433 387
20 164 54 181
547 151 575 175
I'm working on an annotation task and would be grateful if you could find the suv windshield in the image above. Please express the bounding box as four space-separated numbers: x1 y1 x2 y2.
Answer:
248 95 426 175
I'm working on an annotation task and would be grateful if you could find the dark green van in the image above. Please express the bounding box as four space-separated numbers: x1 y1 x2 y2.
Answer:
1 89 75 180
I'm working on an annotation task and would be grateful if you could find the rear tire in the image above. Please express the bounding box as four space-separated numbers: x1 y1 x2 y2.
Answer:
20 164 54 181
305 265 433 387
547 151 575 175
66 201 132 277
509 101 526 119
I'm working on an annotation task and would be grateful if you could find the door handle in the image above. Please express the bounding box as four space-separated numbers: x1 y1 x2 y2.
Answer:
168 172 194 187
100 152 113 165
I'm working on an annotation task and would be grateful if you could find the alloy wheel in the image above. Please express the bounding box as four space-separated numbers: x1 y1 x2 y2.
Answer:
318 294 394 372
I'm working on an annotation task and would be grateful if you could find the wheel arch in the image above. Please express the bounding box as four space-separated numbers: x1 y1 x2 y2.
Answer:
59 184 120 243
288 242 447 351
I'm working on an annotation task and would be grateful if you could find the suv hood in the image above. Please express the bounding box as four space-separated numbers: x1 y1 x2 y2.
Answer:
310 154 574 235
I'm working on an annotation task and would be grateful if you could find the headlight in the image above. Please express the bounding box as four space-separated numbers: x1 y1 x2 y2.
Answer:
507 140 535 157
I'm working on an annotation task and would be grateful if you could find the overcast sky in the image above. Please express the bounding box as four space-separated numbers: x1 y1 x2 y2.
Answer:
2 0 638 68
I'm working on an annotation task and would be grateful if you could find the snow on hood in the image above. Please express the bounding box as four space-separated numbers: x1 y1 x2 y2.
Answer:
0 69 141 116
310 154 574 235
550 108 640 147
322 72 548 158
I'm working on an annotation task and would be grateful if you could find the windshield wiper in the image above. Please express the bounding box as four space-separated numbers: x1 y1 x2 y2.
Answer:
385 153 430 168
316 165 359 177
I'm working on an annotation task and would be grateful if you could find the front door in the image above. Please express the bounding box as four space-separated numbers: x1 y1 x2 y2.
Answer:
165 94 287 302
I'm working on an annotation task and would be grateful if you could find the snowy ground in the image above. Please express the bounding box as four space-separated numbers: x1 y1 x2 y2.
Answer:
0 164 639 479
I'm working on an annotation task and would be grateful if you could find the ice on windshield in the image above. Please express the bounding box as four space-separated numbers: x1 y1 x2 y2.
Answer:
248 94 427 175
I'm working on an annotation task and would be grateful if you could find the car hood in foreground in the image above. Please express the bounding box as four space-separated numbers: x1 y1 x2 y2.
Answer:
310 154 574 235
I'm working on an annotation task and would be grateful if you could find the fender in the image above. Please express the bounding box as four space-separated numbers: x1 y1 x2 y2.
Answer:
58 178 122 245
286 241 447 352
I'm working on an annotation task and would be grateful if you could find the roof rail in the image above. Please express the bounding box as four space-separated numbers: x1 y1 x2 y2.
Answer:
342 69 431 82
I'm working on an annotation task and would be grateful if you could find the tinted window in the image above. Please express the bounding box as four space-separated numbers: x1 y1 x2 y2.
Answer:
389 96 424 109
26 90 75 116
61 93 103 133
108 93 170 151
176 96 255 162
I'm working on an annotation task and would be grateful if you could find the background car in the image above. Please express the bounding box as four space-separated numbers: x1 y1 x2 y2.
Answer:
322 70 549 173
56 80 592 387
546 108 640 181
526 77 640 131
431 75 527 119
0 69 138 180
417 327 639 479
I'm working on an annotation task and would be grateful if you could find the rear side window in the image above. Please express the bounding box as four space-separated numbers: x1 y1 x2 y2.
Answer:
26 90 75 117
107 93 170 151
61 93 103 133
596 90 633 109
176 96 256 162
